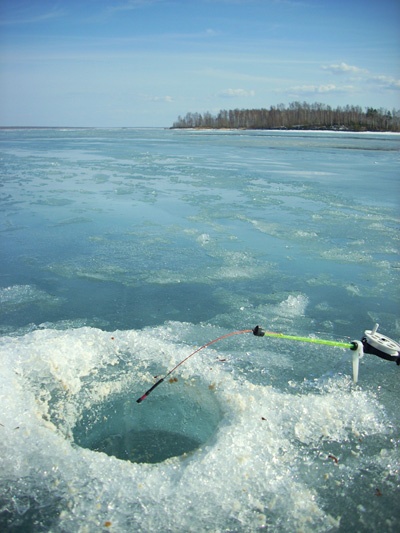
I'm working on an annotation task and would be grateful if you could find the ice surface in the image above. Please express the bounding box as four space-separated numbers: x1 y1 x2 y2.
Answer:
0 284 58 306
0 128 399 531
0 325 396 532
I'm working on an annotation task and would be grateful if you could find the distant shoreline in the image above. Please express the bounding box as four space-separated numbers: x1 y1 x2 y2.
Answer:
1 126 399 135
172 102 400 132
170 127 400 134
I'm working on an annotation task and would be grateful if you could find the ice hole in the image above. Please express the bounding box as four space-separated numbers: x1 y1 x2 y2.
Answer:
72 378 223 463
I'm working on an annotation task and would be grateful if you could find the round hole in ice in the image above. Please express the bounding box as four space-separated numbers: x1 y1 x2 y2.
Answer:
72 378 223 463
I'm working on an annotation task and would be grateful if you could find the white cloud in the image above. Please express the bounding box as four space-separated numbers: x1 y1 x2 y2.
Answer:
320 62 400 93
0 6 65 25
370 75 400 91
322 62 368 75
107 0 162 13
283 83 358 98
288 84 340 94
217 88 255 98
145 95 174 103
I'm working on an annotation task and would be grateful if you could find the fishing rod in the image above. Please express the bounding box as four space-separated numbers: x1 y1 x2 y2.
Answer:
136 329 252 403
136 323 399 403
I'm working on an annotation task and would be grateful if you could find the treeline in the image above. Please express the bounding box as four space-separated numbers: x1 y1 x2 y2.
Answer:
172 102 400 131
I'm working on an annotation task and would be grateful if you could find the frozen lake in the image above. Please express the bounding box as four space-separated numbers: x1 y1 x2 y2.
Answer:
0 128 399 531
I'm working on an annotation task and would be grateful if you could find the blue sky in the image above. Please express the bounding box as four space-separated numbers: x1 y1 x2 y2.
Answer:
0 0 399 127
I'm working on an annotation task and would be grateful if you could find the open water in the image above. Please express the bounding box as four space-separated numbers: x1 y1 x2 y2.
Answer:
0 128 399 532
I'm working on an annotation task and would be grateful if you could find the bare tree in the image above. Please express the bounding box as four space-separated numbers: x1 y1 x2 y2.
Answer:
172 102 400 131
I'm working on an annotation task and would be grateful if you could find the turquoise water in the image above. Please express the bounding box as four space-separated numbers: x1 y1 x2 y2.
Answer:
0 128 399 531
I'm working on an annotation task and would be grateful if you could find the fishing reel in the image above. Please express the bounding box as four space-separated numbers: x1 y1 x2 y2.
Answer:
352 324 399 383
361 324 400 364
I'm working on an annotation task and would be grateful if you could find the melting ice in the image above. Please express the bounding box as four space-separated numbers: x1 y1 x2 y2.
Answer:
0 129 399 532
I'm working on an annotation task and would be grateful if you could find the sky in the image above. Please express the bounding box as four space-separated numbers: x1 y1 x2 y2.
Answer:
0 0 399 127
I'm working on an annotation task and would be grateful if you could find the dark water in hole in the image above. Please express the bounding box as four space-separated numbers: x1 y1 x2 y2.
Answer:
71 381 222 464
91 429 202 463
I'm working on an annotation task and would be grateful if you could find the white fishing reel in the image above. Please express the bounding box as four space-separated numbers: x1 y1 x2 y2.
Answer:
352 323 400 383
362 324 400 361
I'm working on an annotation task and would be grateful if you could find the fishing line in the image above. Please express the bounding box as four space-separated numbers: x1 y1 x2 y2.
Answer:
136 323 399 403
